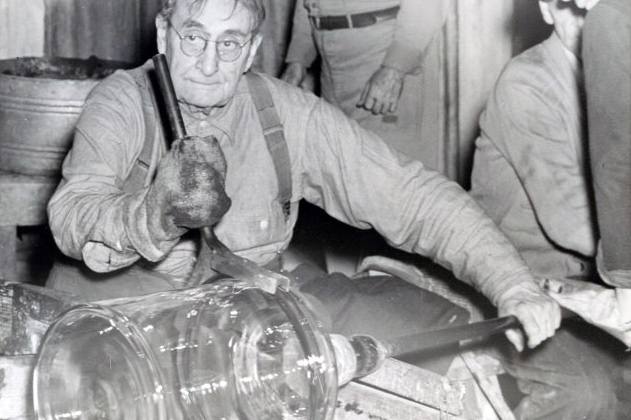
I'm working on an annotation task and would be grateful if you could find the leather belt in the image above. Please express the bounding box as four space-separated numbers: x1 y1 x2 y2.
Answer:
311 6 400 31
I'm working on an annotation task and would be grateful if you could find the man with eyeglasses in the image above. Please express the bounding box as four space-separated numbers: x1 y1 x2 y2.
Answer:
47 0 565 414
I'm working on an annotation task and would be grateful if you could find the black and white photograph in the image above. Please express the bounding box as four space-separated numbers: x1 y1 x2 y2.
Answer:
0 0 629 419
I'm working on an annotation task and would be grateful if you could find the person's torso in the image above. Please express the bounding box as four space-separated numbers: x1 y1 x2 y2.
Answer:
470 36 592 280
177 78 302 266
124 65 307 267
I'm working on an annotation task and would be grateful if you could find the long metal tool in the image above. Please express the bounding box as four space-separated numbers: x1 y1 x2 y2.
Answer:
151 54 291 293
349 315 521 378
387 315 520 357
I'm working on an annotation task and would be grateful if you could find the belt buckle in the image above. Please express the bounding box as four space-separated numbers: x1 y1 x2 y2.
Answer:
346 14 353 29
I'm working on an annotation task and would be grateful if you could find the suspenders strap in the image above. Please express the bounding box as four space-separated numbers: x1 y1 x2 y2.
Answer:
245 72 293 220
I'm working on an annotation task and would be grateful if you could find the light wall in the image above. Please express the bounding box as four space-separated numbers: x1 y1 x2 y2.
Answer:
0 0 46 59
0 0 550 186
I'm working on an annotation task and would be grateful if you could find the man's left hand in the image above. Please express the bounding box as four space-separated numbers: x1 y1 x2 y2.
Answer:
357 66 405 115
496 282 562 352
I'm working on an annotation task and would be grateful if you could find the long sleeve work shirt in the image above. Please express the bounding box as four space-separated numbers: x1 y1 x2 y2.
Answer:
49 62 538 305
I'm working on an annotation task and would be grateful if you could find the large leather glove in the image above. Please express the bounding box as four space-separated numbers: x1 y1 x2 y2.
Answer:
147 135 231 241
495 281 562 352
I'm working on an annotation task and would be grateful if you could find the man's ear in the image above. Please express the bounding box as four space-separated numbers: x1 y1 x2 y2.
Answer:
156 15 168 54
244 34 263 72
539 1 555 25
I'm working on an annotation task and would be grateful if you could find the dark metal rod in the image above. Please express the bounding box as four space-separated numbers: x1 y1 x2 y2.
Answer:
151 54 219 266
152 54 187 141
388 315 521 357
149 53 291 292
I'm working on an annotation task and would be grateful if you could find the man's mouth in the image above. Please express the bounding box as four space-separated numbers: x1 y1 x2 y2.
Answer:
188 78 221 87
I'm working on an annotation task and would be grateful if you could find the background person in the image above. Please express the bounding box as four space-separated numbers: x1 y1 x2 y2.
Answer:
281 0 452 157
544 0 631 369
469 1 624 418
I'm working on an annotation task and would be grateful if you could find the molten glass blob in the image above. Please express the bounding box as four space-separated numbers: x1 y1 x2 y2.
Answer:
33 280 340 420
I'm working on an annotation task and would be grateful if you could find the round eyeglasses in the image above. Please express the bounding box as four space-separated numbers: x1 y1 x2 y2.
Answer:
170 24 252 62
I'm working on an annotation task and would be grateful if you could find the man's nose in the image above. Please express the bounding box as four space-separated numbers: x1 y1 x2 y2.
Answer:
197 43 219 75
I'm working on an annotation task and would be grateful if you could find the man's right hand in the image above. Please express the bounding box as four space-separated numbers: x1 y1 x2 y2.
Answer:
148 135 231 239
496 281 562 352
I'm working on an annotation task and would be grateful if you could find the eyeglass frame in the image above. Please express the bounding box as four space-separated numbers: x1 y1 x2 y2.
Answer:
169 23 253 63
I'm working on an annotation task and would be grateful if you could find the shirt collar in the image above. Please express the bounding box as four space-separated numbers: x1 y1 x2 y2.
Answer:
178 75 252 145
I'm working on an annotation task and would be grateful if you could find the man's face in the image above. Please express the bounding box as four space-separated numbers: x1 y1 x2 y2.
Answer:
156 0 262 112
539 0 587 56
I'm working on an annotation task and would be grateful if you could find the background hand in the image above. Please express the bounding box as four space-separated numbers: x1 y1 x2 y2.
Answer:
496 282 561 351
357 66 405 115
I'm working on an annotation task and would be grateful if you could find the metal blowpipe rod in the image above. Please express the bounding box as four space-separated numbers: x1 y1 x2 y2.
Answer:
151 53 220 264
152 54 187 141
387 315 520 358
348 315 521 378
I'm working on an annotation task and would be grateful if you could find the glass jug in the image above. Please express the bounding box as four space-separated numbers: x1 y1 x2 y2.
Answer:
33 280 350 420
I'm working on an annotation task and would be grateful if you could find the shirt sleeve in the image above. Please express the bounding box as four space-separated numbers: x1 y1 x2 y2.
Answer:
47 73 177 273
284 0 319 67
481 68 596 257
294 97 538 306
382 0 453 74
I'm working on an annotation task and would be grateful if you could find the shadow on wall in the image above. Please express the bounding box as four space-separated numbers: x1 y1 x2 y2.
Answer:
250 0 297 77
513 0 553 55
460 0 553 190
45 0 299 77
45 0 162 65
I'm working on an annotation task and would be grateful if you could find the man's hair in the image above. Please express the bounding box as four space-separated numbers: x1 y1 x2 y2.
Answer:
159 0 265 35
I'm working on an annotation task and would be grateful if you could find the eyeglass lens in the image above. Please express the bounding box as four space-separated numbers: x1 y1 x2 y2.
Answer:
172 26 245 62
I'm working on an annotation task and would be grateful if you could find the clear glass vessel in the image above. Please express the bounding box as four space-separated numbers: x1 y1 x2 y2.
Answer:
33 280 340 420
